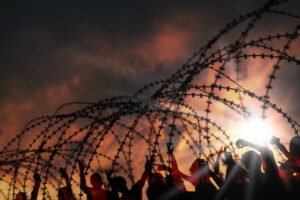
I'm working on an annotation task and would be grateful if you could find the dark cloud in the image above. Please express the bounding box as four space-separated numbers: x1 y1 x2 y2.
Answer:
0 0 299 143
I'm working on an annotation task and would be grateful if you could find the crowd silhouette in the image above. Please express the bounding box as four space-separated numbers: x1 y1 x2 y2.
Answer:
15 172 41 200
15 136 300 200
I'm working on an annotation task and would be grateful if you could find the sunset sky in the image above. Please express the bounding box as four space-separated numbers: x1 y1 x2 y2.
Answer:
0 0 299 145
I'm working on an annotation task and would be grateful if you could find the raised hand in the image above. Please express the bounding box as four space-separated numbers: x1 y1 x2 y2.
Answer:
60 168 68 179
236 139 249 148
167 143 174 155
31 171 41 200
270 136 280 145
145 155 155 172
222 147 232 162
224 151 232 160
33 172 41 183
78 160 85 172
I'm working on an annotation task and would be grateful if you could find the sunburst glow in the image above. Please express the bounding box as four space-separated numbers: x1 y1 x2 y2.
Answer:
239 117 273 146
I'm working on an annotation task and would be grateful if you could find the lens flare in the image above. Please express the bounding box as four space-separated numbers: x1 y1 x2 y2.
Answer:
240 117 273 146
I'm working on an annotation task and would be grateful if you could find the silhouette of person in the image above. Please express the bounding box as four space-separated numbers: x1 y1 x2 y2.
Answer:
78 160 107 200
236 139 285 200
168 152 221 199
190 158 220 199
271 136 300 172
58 168 76 200
155 145 187 193
14 172 41 200
146 172 168 200
109 157 152 200
271 136 300 199
14 192 27 200
145 155 171 200
217 149 248 200
271 136 300 163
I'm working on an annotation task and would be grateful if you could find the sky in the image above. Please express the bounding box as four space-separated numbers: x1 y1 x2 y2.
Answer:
0 1 259 142
0 0 299 151
1 0 298 145
0 0 300 198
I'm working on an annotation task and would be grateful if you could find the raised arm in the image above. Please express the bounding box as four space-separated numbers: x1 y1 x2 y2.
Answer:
210 147 225 186
169 154 190 181
106 171 120 200
166 144 190 180
237 139 280 178
30 172 41 200
236 139 265 152
60 168 73 195
209 169 224 187
78 161 89 193
213 147 225 174
167 145 180 172
136 156 154 187
271 136 291 159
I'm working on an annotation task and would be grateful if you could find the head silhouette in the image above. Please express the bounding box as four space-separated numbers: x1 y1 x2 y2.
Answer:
241 151 261 173
111 176 128 193
290 136 300 157
15 192 26 200
148 173 165 185
90 173 103 188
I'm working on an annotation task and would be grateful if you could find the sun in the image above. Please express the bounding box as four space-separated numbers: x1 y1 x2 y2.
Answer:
239 117 273 146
